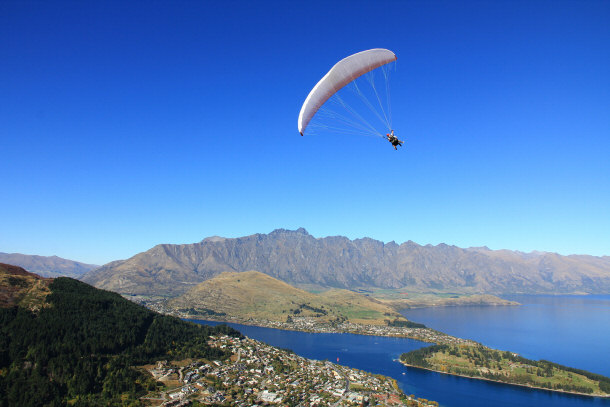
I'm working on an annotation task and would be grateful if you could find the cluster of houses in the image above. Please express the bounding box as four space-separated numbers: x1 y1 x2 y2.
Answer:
229 317 475 346
144 335 436 406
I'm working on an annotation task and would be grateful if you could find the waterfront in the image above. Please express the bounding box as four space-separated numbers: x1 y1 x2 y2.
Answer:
142 335 416 405
192 295 610 406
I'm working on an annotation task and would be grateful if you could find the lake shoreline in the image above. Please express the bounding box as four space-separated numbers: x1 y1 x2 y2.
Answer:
186 295 610 407
179 314 477 346
399 361 610 399
185 315 610 400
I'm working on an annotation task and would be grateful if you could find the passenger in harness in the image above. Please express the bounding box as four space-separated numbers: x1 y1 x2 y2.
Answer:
386 130 403 150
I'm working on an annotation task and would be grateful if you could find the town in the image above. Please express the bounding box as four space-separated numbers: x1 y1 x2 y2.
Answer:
253 317 476 347
141 335 439 406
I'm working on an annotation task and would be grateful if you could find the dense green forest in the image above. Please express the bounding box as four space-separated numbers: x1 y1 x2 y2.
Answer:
0 277 242 406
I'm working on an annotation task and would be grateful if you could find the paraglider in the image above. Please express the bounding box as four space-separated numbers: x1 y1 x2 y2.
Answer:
386 130 403 150
298 48 400 149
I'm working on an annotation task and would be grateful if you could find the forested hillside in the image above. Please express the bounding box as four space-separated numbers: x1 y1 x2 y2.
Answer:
0 276 241 406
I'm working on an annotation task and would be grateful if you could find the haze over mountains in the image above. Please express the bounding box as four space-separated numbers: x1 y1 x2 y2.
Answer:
0 252 98 278
82 228 610 296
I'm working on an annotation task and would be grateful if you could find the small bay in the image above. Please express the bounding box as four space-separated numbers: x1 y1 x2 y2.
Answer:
194 296 610 407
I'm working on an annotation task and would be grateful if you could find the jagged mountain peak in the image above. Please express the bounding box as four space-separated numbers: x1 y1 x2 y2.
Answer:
201 236 228 243
269 227 311 236
81 229 610 297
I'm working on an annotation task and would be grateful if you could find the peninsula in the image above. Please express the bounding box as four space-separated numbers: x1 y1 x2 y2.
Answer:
400 344 610 398
146 270 478 346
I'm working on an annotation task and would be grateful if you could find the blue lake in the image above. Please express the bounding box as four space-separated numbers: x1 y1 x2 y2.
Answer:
402 295 610 378
191 295 610 406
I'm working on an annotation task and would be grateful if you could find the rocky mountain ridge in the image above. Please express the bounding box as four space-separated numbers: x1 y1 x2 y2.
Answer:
82 228 610 296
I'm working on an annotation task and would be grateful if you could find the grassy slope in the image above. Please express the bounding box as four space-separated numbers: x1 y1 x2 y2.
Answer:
0 263 52 310
375 292 520 310
168 270 406 325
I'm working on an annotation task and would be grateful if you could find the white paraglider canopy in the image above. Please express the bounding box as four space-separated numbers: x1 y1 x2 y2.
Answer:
298 48 397 136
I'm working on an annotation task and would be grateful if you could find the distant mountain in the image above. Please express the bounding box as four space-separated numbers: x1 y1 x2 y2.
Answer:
0 267 240 406
167 270 407 325
82 228 610 296
0 252 98 278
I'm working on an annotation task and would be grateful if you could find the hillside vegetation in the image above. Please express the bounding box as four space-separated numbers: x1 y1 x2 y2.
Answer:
0 272 241 406
167 270 410 325
0 263 52 310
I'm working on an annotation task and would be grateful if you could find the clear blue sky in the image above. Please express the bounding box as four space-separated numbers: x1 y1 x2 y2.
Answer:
2 0 609 265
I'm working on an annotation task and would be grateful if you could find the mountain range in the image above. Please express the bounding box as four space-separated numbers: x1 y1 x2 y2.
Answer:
0 252 98 278
81 228 610 296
